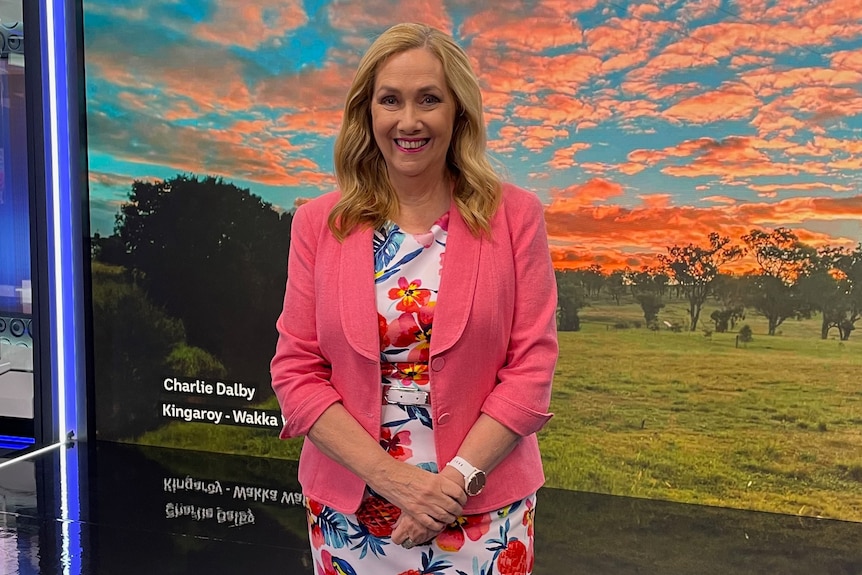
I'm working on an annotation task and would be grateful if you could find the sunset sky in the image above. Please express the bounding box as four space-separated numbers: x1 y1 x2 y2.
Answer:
82 0 862 272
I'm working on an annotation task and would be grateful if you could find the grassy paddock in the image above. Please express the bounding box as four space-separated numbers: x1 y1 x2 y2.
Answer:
133 297 862 522
542 299 862 521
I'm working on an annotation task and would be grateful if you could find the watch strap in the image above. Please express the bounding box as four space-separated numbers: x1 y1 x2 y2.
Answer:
446 456 486 496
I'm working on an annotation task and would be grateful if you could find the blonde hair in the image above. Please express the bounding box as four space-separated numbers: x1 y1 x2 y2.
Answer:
329 22 501 239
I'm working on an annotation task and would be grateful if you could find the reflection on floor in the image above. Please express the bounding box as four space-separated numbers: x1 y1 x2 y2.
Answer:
1 441 860 574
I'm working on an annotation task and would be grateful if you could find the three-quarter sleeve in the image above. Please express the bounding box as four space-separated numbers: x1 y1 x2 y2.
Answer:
480 189 558 437
270 203 342 439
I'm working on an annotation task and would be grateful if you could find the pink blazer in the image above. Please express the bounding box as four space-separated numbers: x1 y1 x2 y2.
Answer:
270 183 558 514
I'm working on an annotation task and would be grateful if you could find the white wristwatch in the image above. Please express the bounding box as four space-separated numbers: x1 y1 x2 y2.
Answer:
446 456 487 496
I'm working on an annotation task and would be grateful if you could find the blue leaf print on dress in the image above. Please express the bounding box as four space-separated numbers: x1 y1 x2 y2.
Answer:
319 507 351 549
374 225 424 283
381 405 434 429
374 226 404 274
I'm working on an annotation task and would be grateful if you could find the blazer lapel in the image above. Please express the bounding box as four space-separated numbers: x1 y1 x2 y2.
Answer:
432 201 481 355
339 226 380 361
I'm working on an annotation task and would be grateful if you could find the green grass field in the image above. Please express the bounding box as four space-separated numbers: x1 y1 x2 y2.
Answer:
541 297 862 521
134 295 862 522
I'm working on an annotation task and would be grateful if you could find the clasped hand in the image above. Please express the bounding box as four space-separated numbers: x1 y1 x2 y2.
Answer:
375 463 468 546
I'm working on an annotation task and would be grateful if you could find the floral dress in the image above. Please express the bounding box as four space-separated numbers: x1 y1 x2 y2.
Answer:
305 213 536 575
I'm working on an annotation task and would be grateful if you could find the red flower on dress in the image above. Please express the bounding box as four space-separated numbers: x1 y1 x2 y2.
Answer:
306 498 325 549
387 305 434 362
388 277 431 313
378 313 391 351
435 512 492 552
315 550 338 575
522 497 535 538
379 427 413 460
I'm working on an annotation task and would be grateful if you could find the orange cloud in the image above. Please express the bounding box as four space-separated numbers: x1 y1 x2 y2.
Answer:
830 48 862 72
275 109 344 138
253 61 355 114
729 55 776 69
750 182 854 194
586 16 677 59
662 83 761 124
741 67 862 94
89 171 143 188
512 93 602 128
752 86 862 135
88 110 332 189
677 0 722 21
327 0 453 38
543 188 862 271
701 196 738 205
461 2 595 54
548 178 625 209
625 51 719 84
192 0 307 49
477 51 604 99
627 136 846 181
638 194 672 209
548 142 592 170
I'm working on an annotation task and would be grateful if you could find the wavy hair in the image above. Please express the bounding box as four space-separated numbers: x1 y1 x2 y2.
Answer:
329 22 501 239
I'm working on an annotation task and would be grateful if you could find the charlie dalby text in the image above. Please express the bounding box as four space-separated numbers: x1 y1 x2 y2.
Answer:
163 377 256 401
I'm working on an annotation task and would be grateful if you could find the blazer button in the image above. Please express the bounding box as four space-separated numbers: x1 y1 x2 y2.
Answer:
437 412 451 425
431 357 445 371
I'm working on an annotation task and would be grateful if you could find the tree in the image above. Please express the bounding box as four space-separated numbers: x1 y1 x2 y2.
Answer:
806 245 862 340
635 292 665 329
658 233 743 331
741 228 816 336
628 266 666 329
91 232 128 266
581 264 606 297
556 271 587 331
605 270 627 305
115 174 293 391
91 262 186 438
711 273 746 331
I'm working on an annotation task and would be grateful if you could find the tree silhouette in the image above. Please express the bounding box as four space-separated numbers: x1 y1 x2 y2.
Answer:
711 274 746 332
115 174 293 392
658 233 743 332
581 264 606 297
91 262 186 438
741 228 815 336
605 270 627 305
635 292 665 330
556 271 587 331
807 245 862 340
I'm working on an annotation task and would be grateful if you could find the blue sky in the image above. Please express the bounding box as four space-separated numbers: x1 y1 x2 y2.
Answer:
82 0 862 269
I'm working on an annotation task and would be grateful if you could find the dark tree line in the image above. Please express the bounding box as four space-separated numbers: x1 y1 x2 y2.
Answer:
556 228 862 340
91 174 294 436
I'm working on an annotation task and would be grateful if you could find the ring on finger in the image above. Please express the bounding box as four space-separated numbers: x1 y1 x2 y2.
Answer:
402 537 415 549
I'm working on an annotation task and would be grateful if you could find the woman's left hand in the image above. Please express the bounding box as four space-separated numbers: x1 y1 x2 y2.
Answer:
391 510 446 547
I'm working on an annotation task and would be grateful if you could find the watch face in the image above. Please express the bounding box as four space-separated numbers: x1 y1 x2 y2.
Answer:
467 471 486 496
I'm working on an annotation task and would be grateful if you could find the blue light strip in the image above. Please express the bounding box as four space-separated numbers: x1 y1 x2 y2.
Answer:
43 0 77 443
0 434 36 450
41 1 82 574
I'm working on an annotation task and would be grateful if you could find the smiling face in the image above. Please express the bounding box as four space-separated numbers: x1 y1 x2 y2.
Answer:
371 48 457 189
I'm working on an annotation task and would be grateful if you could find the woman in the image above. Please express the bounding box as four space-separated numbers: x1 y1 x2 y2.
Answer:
271 22 558 575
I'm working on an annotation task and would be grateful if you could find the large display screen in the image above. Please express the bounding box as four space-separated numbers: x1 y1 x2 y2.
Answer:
0 24 30 319
82 1 862 522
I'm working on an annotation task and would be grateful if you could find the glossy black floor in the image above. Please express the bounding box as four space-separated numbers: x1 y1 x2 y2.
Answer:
1 441 860 574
